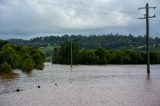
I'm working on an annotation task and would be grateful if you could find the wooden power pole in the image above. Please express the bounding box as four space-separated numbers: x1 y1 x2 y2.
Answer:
138 3 156 74
71 37 72 68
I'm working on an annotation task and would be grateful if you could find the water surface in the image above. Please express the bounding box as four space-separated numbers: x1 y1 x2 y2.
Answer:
0 64 160 106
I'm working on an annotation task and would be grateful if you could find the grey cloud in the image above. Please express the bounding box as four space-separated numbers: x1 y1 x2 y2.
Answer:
0 0 159 39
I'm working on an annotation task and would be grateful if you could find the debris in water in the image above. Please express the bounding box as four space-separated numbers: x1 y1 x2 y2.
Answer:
16 89 20 92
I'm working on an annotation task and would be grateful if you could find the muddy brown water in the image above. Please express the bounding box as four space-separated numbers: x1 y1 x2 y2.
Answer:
0 63 160 106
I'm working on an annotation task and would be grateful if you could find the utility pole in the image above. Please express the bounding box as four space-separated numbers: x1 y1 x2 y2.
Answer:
71 37 72 68
138 3 156 74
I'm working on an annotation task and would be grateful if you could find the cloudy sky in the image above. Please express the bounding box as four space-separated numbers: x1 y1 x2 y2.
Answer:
0 0 159 39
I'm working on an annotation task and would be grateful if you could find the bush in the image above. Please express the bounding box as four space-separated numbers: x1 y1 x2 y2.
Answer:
0 62 12 73
32 53 44 70
0 43 45 73
20 54 35 72
0 44 19 69
29 48 45 70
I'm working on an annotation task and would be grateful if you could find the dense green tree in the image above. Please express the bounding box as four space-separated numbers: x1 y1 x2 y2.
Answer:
80 50 98 64
0 62 12 73
0 40 8 51
150 52 160 64
59 41 80 64
52 48 60 64
7 34 160 51
19 54 35 72
0 42 45 73
2 35 160 66
32 53 44 70
29 47 45 70
0 44 19 69
95 48 108 64
52 44 160 65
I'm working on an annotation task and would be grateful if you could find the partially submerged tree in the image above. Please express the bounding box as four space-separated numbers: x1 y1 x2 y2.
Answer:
59 41 80 64
0 62 12 73
0 44 19 69
19 54 35 72
0 42 45 73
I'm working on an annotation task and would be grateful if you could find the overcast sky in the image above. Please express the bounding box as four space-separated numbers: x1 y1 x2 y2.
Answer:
0 0 159 39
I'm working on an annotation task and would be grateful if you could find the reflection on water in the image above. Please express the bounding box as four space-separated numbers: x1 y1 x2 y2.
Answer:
0 64 160 106
146 73 151 80
0 72 19 79
140 74 152 106
22 70 33 77
145 73 151 93
0 72 19 94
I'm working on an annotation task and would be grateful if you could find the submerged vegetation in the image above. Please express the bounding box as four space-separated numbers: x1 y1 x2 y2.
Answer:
0 40 45 73
0 62 12 73
52 41 160 65
1 34 160 67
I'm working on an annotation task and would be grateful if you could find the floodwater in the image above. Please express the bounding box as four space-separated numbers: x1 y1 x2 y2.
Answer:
0 63 160 106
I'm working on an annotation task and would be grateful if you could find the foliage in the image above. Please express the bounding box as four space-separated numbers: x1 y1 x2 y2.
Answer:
19 54 35 72
57 41 80 64
0 62 12 73
53 42 160 65
95 48 108 64
30 48 44 70
0 40 8 51
2 35 160 66
7 34 160 51
0 41 45 73
150 52 160 64
0 44 19 69
80 50 98 64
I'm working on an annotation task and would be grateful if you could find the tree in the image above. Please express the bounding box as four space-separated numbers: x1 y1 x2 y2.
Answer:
59 41 80 64
19 54 35 72
80 50 98 64
95 48 108 64
0 62 12 73
0 44 19 69
32 53 44 70
150 52 160 64
29 47 45 70
0 42 45 73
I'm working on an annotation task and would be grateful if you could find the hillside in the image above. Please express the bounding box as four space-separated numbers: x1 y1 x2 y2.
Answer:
7 34 160 51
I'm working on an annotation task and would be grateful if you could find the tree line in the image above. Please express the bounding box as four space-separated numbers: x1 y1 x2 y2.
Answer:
52 41 160 65
7 34 160 51
0 40 45 73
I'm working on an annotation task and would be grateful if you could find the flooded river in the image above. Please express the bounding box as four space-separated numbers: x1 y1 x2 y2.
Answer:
0 63 160 106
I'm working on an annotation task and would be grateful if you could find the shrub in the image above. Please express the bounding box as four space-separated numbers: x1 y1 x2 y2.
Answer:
0 44 19 69
0 62 12 73
29 48 45 70
32 53 44 70
20 54 35 72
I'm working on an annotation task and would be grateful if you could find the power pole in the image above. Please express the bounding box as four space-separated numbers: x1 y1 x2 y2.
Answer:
138 3 156 74
71 37 72 68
